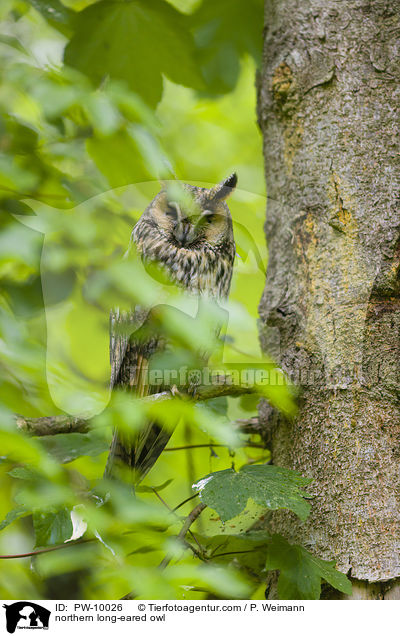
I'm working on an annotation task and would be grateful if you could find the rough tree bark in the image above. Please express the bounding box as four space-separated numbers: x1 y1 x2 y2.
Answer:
257 0 400 598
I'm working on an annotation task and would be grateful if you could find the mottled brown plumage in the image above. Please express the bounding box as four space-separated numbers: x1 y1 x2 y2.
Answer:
105 174 237 484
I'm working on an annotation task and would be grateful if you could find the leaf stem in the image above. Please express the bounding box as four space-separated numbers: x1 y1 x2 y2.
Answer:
164 442 266 451
0 538 93 560
172 492 199 512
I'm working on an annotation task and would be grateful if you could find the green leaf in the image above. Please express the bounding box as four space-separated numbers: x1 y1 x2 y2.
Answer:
0 34 29 55
33 507 73 547
136 478 173 493
7 466 38 480
189 0 263 94
0 431 62 478
197 531 270 572
204 396 228 419
0 154 39 194
87 130 153 187
3 199 36 217
37 430 109 463
87 122 172 185
0 506 31 532
265 535 353 600
193 463 312 522
27 0 75 36
64 0 203 106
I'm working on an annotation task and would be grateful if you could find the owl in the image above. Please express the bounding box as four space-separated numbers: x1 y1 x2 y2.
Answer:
105 173 237 484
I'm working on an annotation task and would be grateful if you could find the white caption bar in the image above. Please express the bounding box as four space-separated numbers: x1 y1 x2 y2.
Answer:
1 599 397 636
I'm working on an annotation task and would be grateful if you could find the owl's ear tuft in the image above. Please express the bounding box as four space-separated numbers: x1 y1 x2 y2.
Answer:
208 172 237 202
222 172 238 191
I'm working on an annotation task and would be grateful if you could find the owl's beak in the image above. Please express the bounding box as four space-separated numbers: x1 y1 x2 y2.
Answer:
174 221 194 247
170 203 198 247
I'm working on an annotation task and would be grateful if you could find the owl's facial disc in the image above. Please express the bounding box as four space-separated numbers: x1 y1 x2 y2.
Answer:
167 201 229 248
168 204 199 247
149 184 233 249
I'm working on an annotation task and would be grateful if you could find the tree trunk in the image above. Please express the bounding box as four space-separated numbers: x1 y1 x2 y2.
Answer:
257 0 400 598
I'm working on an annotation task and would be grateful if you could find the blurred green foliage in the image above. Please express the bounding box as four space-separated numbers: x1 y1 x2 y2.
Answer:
0 0 349 601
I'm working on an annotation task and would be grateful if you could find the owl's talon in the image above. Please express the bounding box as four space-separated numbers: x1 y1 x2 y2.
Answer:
170 384 181 397
188 385 197 398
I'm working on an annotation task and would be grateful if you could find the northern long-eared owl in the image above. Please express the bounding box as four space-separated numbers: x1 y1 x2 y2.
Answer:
105 173 237 483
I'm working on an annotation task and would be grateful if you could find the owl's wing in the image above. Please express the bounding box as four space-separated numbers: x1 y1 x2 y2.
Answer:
105 301 229 484
109 307 148 389
104 307 174 484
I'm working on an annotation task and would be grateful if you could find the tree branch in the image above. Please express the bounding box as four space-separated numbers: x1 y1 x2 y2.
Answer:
14 380 264 437
0 538 93 560
15 415 90 436
159 502 207 570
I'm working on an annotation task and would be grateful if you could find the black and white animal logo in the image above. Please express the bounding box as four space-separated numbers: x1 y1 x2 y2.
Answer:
3 602 50 634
